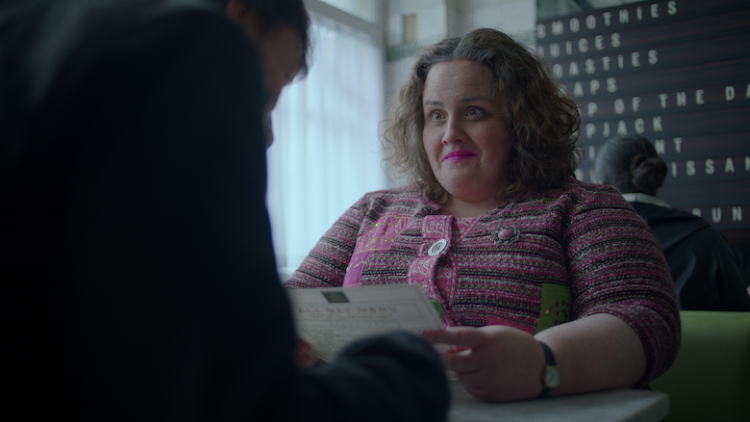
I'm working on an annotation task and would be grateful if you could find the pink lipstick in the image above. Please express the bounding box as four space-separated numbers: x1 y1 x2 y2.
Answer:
443 150 476 163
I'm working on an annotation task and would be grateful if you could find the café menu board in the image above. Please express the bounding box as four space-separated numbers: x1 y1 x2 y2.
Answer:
536 0 750 231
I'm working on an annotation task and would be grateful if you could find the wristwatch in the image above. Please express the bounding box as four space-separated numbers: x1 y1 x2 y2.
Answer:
538 341 561 398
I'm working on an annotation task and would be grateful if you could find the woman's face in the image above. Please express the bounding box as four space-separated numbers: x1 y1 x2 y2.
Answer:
422 60 512 205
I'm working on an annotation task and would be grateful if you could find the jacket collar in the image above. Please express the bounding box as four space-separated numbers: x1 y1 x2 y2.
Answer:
621 193 671 208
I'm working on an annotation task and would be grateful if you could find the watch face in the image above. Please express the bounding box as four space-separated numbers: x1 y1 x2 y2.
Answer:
545 366 561 388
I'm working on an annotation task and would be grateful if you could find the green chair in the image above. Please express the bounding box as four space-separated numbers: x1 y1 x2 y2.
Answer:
650 311 750 422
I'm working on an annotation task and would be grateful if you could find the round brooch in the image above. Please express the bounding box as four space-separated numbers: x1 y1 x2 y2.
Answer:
490 226 520 245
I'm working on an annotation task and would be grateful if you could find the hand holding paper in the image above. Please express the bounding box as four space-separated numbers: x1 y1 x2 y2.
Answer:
287 284 444 362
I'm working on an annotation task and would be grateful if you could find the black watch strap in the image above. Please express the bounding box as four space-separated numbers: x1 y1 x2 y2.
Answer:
538 341 560 398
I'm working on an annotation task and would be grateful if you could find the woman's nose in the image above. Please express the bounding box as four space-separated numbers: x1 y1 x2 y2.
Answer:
442 118 466 145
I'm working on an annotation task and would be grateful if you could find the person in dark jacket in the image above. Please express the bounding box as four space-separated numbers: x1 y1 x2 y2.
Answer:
591 135 750 312
729 237 750 292
0 0 450 420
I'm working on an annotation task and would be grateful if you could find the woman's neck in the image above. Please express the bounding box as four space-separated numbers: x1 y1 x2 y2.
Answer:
439 195 501 218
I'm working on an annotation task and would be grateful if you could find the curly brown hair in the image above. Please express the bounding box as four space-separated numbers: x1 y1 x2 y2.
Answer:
382 28 581 201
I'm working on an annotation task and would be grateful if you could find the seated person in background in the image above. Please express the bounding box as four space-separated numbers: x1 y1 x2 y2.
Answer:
728 237 750 294
2 0 449 420
591 135 750 311
285 28 680 402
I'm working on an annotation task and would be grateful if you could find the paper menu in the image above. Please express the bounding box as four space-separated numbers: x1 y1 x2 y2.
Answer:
287 284 444 362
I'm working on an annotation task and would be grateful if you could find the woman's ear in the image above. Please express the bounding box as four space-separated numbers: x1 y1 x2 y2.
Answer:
225 0 262 40
225 0 247 18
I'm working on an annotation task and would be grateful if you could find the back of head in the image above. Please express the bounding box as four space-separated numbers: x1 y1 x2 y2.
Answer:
592 135 667 196
213 0 311 76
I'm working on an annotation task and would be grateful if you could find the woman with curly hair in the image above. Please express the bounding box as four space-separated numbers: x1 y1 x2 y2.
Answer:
286 28 680 402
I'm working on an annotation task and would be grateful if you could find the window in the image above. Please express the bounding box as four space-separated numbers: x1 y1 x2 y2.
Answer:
266 12 387 281
319 0 379 22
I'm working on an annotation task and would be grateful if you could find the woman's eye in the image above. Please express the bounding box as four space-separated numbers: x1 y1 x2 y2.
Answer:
430 112 443 120
467 108 481 117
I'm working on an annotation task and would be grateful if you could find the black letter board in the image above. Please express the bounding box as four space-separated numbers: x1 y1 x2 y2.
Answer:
536 0 750 237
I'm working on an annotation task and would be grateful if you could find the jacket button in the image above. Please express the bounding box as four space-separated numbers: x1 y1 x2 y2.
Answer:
428 239 448 256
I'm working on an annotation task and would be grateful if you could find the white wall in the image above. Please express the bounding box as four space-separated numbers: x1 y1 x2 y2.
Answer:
385 0 537 106
459 0 536 45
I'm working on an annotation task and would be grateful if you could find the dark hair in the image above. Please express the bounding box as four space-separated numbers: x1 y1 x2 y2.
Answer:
592 135 667 196
213 0 311 76
382 28 581 201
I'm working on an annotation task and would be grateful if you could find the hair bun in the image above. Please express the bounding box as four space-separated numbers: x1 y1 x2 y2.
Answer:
630 154 667 194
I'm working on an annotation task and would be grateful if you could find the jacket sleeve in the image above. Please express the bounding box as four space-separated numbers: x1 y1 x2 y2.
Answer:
675 228 750 311
564 186 681 386
284 195 370 288
40 7 447 422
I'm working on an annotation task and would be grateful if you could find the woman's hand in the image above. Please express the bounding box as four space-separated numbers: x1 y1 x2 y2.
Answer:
422 326 544 402
424 314 648 402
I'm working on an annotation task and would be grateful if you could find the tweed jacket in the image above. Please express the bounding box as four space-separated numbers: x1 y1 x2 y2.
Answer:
286 179 681 384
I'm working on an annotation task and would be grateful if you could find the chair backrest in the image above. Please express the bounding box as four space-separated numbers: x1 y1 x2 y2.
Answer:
649 311 750 422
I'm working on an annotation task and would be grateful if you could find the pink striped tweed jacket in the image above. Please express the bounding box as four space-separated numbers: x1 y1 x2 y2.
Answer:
285 178 680 385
